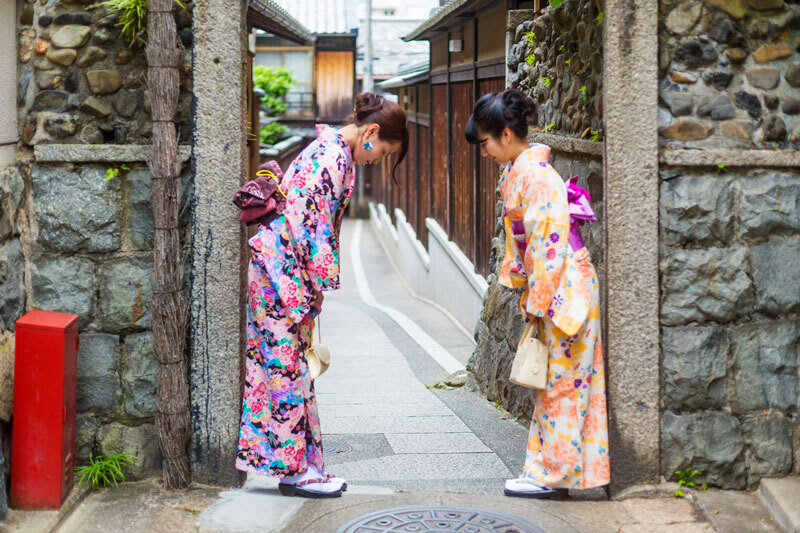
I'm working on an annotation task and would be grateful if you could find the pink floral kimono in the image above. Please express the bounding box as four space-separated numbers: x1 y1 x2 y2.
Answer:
499 144 610 489
235 125 355 478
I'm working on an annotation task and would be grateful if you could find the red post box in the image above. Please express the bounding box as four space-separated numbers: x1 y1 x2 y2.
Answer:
11 310 79 509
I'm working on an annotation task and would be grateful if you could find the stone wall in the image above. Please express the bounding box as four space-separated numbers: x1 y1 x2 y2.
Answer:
470 0 605 425
508 0 604 136
3 0 195 479
659 0 800 147
658 1 800 489
17 0 193 146
659 167 800 489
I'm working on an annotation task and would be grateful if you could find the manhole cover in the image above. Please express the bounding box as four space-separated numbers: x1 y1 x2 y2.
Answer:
335 505 544 533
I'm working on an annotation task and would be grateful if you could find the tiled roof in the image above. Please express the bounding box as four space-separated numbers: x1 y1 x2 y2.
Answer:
248 0 314 44
274 0 359 35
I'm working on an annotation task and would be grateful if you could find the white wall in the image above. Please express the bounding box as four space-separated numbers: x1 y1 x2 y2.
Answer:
369 202 487 336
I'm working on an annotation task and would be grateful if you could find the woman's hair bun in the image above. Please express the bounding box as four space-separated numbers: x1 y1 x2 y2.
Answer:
466 89 538 143
501 89 537 124
353 92 385 122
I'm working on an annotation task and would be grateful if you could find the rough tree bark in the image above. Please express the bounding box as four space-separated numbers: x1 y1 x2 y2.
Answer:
146 0 190 488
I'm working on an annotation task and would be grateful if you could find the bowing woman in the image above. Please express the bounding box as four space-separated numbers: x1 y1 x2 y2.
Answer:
466 89 610 499
236 93 408 498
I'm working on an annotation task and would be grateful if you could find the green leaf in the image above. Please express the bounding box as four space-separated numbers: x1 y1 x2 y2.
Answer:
595 11 604 24
120 163 131 171
106 167 120 181
674 490 684 498
550 0 565 7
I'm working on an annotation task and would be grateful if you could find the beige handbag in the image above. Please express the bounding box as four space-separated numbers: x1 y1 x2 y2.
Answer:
306 315 330 380
509 318 549 389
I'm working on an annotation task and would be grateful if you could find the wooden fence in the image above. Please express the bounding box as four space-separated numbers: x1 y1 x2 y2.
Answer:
370 75 503 278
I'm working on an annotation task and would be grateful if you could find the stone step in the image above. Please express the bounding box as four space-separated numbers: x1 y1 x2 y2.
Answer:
758 477 800 532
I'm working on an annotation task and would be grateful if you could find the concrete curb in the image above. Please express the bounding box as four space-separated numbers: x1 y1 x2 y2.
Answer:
758 477 800 532
2 482 92 533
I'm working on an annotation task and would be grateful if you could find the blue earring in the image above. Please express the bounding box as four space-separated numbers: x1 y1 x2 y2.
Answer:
363 141 374 151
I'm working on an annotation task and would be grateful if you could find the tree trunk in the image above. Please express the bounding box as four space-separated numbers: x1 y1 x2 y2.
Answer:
146 0 190 489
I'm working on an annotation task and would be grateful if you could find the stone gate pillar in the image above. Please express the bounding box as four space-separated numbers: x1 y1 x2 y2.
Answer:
190 0 248 486
603 0 661 493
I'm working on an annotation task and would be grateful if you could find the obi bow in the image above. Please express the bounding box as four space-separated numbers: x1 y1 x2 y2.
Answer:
566 175 596 251
232 161 287 226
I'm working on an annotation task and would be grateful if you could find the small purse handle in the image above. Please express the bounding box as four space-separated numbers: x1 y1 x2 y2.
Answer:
310 315 322 348
517 316 543 351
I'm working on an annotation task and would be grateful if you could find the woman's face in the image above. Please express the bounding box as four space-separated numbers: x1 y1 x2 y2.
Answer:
476 127 515 165
353 124 401 165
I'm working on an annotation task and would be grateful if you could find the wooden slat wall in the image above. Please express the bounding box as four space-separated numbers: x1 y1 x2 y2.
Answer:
432 84 448 235
477 77 504 276
316 51 354 122
451 81 475 263
368 77 503 278
417 124 429 245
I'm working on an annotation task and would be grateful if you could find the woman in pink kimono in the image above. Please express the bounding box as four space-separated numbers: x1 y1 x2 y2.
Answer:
466 90 609 499
236 93 408 498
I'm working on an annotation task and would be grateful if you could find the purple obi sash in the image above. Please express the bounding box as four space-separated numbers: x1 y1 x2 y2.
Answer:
508 175 596 254
566 175 596 251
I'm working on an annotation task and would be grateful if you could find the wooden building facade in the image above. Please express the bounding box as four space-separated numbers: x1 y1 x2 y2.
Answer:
374 1 507 278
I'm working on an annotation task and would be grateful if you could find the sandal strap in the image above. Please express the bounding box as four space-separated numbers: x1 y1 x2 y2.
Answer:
293 477 330 487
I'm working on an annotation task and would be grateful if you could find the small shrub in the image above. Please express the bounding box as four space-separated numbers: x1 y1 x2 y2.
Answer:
541 76 552 87
253 65 295 116
75 452 136 489
525 54 536 67
544 122 557 133
259 122 289 145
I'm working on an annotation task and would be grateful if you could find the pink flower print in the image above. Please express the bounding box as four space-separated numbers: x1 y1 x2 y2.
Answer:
285 282 298 296
285 295 299 308
547 248 556 260
322 253 334 266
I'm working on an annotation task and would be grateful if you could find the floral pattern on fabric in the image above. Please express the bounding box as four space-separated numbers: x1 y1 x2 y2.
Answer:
499 144 609 489
235 124 355 478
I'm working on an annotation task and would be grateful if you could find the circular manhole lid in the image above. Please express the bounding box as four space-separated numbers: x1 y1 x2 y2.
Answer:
335 505 544 533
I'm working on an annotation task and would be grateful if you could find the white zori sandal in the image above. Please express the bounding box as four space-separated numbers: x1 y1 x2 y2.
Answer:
278 466 347 499
504 478 568 500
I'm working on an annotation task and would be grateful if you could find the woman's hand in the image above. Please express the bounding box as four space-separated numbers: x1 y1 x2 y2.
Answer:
312 290 324 315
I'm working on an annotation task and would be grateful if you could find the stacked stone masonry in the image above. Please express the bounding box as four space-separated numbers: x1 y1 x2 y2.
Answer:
5 0 196 478
659 0 800 147
17 0 193 146
507 0 604 137
660 166 800 489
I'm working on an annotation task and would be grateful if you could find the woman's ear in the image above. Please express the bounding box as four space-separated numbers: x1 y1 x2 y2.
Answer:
502 127 514 146
366 123 381 139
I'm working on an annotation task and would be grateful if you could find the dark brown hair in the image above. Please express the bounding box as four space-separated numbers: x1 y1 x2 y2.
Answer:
350 92 409 182
465 89 537 143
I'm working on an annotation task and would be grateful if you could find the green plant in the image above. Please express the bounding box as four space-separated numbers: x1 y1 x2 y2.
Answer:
580 85 589 101
674 489 685 498
523 31 536 46
565 58 571 66
559 44 566 52
90 0 185 48
544 122 557 133
259 121 289 145
253 65 295 116
589 130 603 142
717 163 727 174
595 11 604 24
105 168 119 181
75 452 136 489
675 467 701 488
525 54 536 67
550 0 565 7
541 76 552 87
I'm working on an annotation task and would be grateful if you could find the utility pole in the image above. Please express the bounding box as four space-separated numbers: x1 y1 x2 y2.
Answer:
364 0 373 92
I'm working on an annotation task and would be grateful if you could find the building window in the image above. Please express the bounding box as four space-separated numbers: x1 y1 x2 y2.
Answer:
380 8 396 16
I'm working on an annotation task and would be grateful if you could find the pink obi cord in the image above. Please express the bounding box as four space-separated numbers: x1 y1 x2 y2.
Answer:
566 175 597 251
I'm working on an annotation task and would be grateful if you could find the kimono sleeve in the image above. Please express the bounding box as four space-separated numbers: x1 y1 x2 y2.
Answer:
283 144 346 292
520 164 571 318
497 214 528 289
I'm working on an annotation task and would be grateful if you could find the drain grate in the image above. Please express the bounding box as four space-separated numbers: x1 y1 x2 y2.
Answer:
335 505 543 533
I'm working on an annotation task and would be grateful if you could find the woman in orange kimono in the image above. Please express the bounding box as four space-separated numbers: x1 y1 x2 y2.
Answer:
466 90 609 499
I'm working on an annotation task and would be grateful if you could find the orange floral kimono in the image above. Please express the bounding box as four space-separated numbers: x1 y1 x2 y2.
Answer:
498 144 610 489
